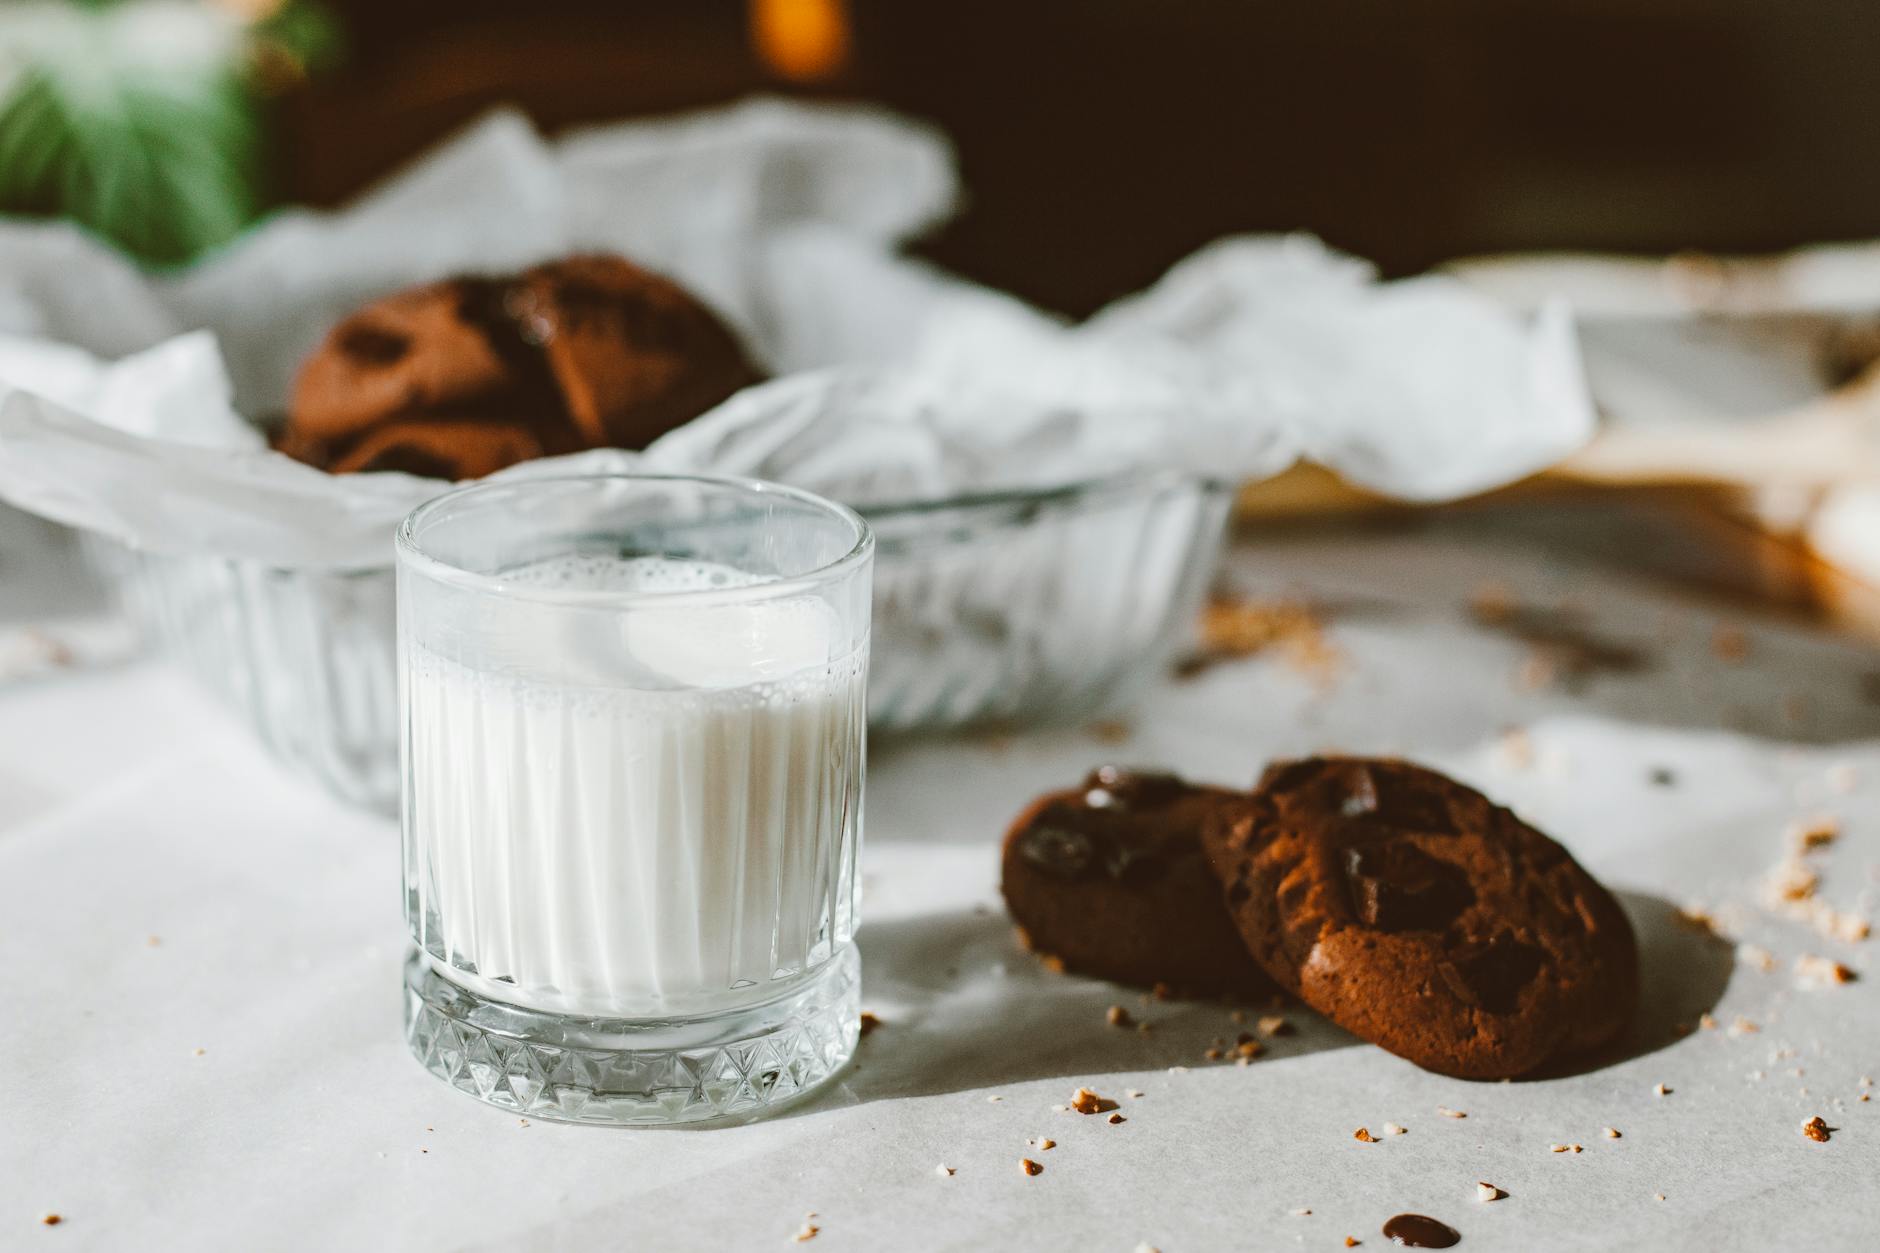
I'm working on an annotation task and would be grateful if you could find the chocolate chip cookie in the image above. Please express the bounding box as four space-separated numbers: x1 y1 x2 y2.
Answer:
1202 757 1637 1078
1002 767 1273 994
277 254 761 478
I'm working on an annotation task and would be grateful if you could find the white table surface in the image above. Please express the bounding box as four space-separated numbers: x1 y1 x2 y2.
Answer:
3 503 1876 1252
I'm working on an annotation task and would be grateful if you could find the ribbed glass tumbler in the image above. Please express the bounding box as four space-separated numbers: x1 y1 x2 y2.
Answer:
396 474 872 1125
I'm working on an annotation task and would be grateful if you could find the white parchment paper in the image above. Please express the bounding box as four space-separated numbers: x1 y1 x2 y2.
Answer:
3 515 1873 1250
0 100 1593 568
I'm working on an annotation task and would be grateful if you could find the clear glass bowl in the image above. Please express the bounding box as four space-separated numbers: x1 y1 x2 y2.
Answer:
864 472 1231 732
95 471 1231 812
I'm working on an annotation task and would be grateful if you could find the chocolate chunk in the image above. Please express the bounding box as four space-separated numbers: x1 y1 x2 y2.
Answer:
1382 1214 1461 1248
1341 842 1474 931
1017 804 1173 885
1441 933 1545 1013
336 324 410 366
1084 765 1190 810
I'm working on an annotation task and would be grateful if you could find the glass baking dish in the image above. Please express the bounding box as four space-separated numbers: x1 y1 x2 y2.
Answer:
94 470 1231 812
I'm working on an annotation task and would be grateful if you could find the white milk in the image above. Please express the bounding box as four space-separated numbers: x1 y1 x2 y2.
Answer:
403 556 867 1018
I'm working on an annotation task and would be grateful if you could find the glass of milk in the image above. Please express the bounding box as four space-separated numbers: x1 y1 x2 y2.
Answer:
395 473 872 1125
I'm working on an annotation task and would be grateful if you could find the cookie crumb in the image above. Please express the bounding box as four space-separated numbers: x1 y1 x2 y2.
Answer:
791 1221 820 1243
1383 1123 1406 1136
1675 905 1717 934
1826 910 1871 943
1151 982 1174 1001
1020 1158 1044 1177
1040 954 1067 974
1787 816 1841 852
858 1012 882 1037
1345 1238 1361 1248
1257 1014 1293 1037
1229 1009 1247 1024
1203 1046 1225 1062
1196 598 1344 684
1653 1084 1672 1097
1700 1013 1719 1030
1070 1087 1118 1115
192 1047 205 1057
1290 1208 1312 1216
1106 1004 1133 1028
1235 1039 1265 1060
986 1095 1004 1103
1127 1089 1145 1099
1354 1127 1377 1143
1764 859 1820 904
1134 1245 1160 1253
1729 1016 1761 1036
1498 726 1535 769
1802 1116 1832 1143
1436 1106 1467 1119
145 936 161 947
1653 1193 1666 1202
1107 1113 1126 1125
1795 954 1857 986
41 1215 61 1227
1477 1182 1504 1203
1603 1127 1621 1139
1137 1020 1153 1035
1738 944 1777 972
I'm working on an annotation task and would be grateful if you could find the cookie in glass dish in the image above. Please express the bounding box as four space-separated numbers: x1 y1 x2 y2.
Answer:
275 254 761 477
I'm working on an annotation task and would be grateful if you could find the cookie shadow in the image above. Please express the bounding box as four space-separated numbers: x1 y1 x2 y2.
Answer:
1525 888 1734 1081
808 908 1361 1106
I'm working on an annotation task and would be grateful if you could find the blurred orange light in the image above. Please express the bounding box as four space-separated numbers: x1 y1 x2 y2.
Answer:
752 0 852 83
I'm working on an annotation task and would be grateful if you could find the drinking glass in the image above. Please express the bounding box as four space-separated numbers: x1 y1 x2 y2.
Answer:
396 473 872 1125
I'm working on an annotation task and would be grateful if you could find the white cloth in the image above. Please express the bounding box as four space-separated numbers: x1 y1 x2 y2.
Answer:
2 513 1874 1250
0 103 1592 568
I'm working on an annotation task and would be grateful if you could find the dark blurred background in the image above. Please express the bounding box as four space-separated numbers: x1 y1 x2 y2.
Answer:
278 0 1880 316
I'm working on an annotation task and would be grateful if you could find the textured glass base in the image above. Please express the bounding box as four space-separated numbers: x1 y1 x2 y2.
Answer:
403 945 859 1126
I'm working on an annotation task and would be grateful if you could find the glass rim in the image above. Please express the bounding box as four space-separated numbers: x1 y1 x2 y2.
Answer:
395 472 874 610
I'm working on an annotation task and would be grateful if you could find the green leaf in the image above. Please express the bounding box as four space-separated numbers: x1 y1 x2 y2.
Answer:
0 1 342 266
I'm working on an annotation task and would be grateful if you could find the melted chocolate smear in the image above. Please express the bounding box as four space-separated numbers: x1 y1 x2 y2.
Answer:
1438 932 1545 1013
1082 766 1189 810
1018 803 1179 886
1342 842 1474 932
1383 1214 1460 1247
336 323 410 367
453 279 581 451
